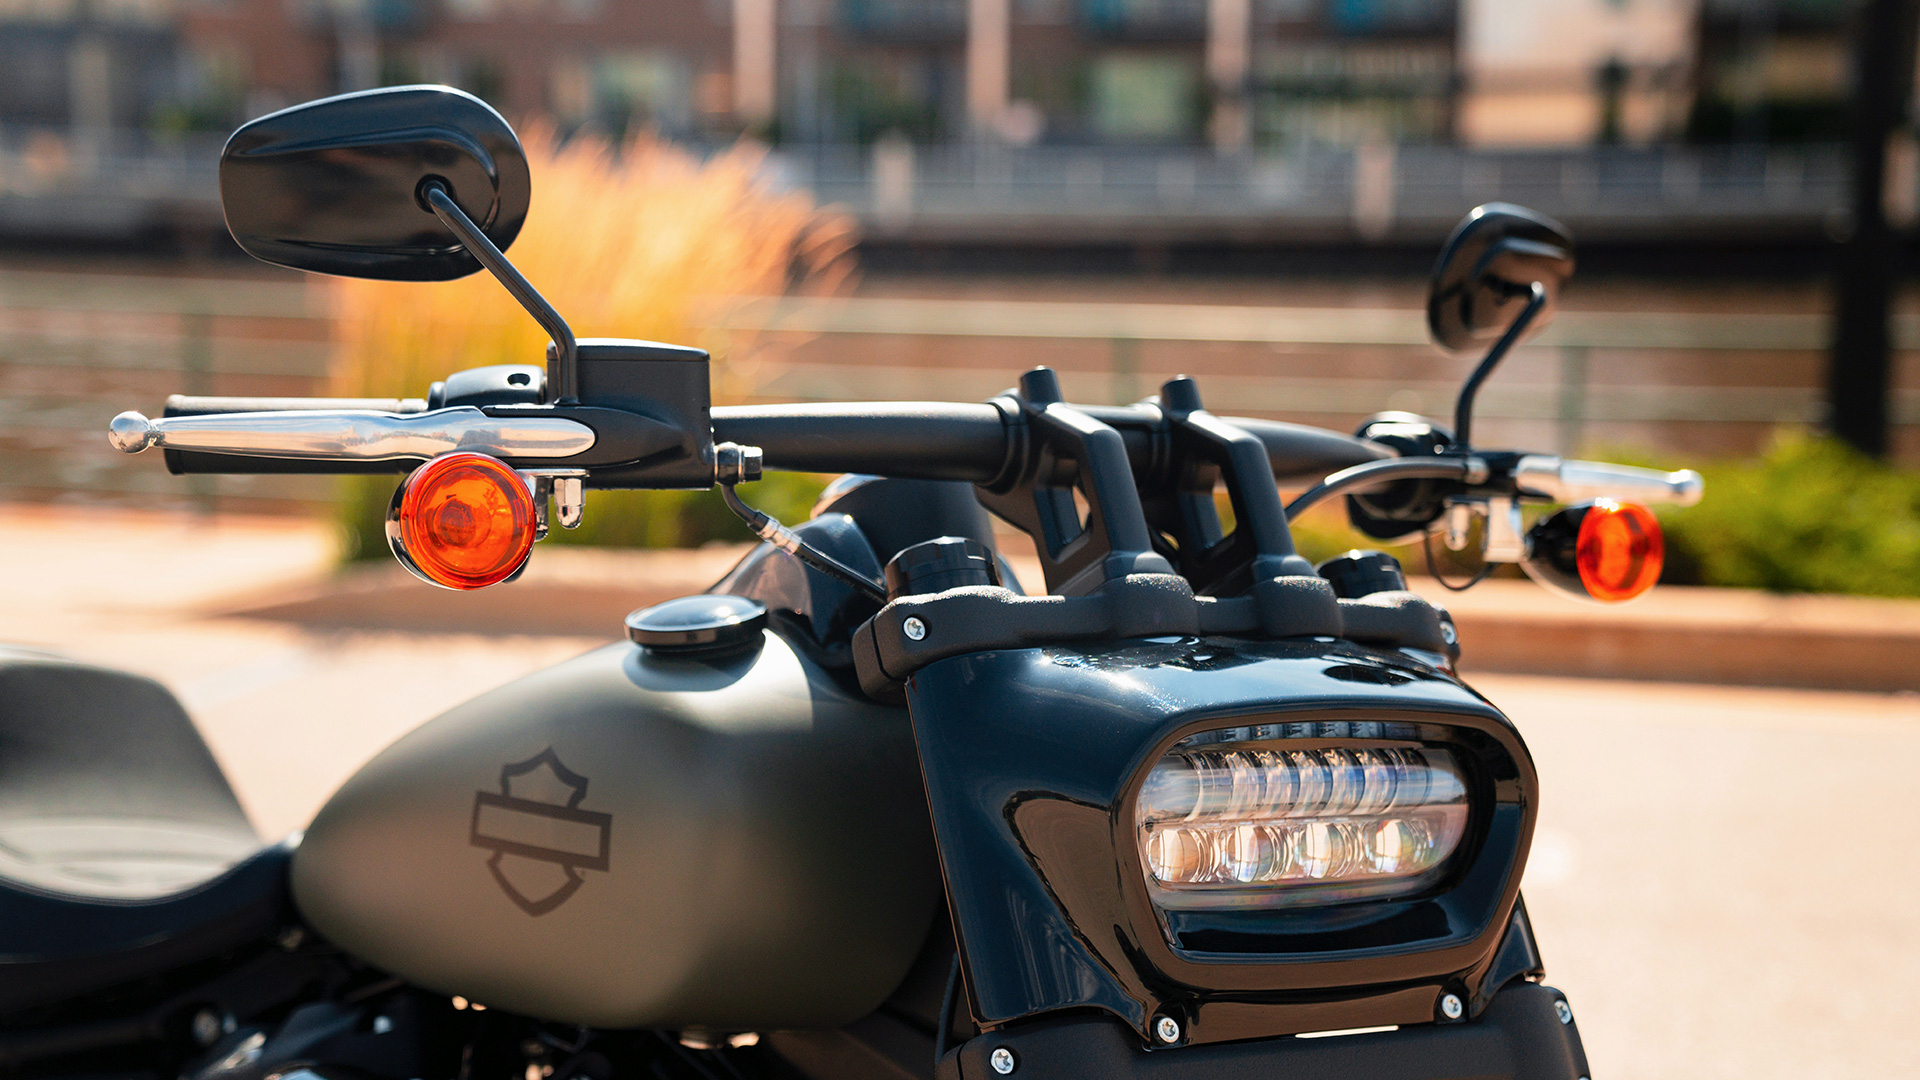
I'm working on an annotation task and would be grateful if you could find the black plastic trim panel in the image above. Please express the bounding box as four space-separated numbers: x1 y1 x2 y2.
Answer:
938 981 1588 1080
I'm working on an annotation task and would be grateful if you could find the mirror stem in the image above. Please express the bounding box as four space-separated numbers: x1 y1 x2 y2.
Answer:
421 182 580 404
1452 280 1546 450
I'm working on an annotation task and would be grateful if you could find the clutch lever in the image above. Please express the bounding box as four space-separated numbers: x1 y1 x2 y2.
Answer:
1511 456 1704 507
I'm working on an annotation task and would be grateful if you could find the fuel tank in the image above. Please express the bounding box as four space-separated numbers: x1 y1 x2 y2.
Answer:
290 625 941 1030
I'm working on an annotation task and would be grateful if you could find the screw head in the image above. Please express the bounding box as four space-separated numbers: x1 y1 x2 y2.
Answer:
1440 993 1465 1021
989 1047 1016 1074
1154 1015 1181 1044
1440 620 1458 645
190 1008 223 1047
1555 999 1574 1025
903 616 928 641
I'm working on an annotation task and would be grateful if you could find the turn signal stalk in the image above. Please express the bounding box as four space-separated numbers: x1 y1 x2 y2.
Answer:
387 452 537 590
1522 499 1663 603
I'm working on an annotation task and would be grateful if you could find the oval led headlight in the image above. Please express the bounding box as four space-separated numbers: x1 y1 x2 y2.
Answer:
1136 728 1470 910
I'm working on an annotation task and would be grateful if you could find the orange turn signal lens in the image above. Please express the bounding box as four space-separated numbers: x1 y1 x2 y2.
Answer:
386 452 536 590
1574 499 1663 602
1522 498 1664 603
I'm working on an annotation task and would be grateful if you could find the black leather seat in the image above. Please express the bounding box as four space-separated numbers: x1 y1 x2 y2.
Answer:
0 649 290 1015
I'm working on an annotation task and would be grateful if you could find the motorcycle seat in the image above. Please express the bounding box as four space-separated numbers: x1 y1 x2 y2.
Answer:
0 650 289 1015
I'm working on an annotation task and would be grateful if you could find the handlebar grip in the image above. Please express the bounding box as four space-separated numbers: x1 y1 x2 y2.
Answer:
164 395 429 417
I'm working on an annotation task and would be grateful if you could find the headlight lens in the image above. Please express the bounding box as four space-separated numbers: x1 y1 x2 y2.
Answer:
1136 732 1470 909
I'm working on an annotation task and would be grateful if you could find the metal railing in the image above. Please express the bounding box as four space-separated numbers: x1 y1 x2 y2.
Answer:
0 125 1852 244
0 127 226 238
780 141 1850 240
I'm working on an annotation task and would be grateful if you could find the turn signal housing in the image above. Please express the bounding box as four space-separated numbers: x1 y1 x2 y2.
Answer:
1522 499 1663 603
387 452 536 590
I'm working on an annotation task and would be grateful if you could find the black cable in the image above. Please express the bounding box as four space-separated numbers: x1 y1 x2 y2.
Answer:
1423 527 1496 592
1284 458 1473 520
719 483 889 603
933 955 961 1066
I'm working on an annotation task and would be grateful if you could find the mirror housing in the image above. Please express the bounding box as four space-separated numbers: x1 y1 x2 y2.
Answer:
220 85 529 282
1427 203 1574 353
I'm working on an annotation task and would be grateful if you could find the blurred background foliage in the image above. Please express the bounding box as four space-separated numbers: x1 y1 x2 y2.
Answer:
1651 435 1920 597
332 127 855 561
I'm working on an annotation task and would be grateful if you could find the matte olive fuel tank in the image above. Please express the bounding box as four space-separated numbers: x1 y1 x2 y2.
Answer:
291 629 941 1030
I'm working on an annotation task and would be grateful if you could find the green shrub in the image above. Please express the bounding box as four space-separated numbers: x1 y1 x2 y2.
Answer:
1653 436 1920 596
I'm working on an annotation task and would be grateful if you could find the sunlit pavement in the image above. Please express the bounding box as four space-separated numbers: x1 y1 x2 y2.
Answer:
4 509 1917 1077
1479 673 1920 1078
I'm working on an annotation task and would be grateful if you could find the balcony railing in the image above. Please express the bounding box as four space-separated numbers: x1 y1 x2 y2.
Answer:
0 125 1852 245
778 141 1850 242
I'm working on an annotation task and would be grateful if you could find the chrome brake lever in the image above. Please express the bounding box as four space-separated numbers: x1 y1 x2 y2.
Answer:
107 406 597 462
1512 455 1704 507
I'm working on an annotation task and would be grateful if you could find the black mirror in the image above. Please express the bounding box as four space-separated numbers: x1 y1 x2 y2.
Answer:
1427 203 1574 353
219 85 530 282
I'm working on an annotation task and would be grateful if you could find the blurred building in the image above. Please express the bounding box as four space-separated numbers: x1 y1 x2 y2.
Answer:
0 0 1853 150
0 0 1870 248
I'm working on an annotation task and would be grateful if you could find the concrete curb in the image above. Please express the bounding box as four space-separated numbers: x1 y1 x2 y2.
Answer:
1421 581 1920 693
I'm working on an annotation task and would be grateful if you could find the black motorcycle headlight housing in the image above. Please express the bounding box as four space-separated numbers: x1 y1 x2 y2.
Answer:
904 639 1539 1044
1136 726 1470 911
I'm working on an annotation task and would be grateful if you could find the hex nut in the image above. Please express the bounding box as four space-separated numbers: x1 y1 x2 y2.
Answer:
1154 1015 1181 1044
989 1046 1017 1074
1440 993 1465 1020
903 616 928 641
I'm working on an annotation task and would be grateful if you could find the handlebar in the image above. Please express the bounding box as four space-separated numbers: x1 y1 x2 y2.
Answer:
120 394 1702 523
137 395 1392 486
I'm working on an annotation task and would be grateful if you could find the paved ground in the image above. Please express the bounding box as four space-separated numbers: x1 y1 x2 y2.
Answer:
4 507 1917 1076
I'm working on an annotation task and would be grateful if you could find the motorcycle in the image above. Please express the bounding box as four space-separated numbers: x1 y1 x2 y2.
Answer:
0 85 1703 1080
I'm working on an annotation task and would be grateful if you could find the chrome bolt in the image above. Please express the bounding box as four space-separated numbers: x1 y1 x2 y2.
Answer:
1440 993 1465 1021
190 1008 223 1047
1555 999 1574 1025
1440 620 1458 645
372 1015 394 1035
903 616 927 641
1154 1015 1181 1044
989 1047 1017 1074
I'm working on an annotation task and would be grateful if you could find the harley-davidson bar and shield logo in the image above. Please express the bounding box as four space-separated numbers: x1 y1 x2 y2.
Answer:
469 749 612 916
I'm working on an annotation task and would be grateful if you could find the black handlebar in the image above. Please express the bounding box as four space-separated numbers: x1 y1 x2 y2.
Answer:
155 394 1390 484
710 402 1012 482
